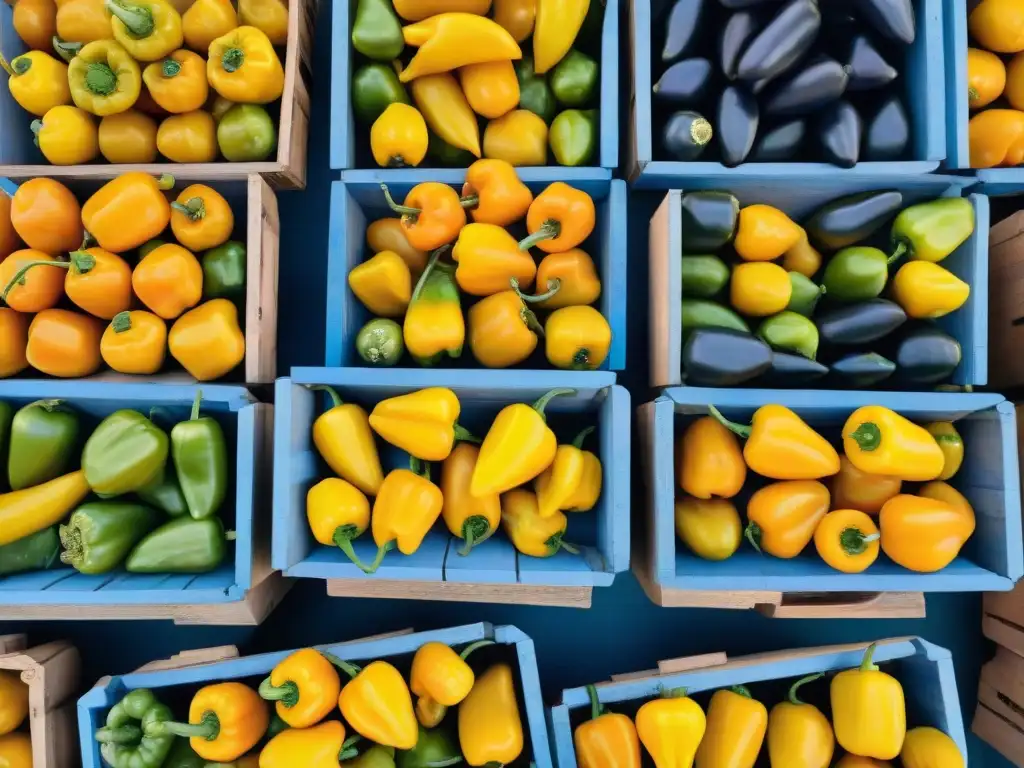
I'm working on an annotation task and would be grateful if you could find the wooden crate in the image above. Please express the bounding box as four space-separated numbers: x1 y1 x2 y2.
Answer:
0 0 317 189
987 212 1024 389
975 645 1024 766
0 634 81 767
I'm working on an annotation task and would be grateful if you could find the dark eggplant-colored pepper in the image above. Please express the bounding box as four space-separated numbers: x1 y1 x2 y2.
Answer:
805 190 904 251
893 325 962 384
653 59 713 105
758 352 829 388
679 191 740 251
717 86 759 167
764 55 848 116
864 95 910 161
682 328 773 386
856 0 916 45
845 35 898 91
750 120 805 161
662 0 706 63
829 352 897 388
663 111 714 160
735 0 821 82
720 12 760 80
720 0 783 6
818 299 907 345
817 100 862 168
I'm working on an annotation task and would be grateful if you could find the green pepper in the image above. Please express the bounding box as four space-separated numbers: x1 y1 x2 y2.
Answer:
0 527 59 575
550 49 598 107
82 410 168 497
821 246 895 302
757 311 819 360
347 746 398 768
0 402 11 491
126 517 234 573
8 399 79 491
890 197 975 263
137 464 189 517
263 713 289 744
353 63 409 124
397 727 462 768
679 191 739 251
202 241 247 304
357 318 404 366
786 272 825 317
428 132 475 167
171 392 228 520
351 0 403 61
217 104 277 162
549 109 597 166
681 299 749 339
515 57 556 123
164 738 204 768
95 689 175 768
59 502 161 575
681 255 730 298
138 239 167 261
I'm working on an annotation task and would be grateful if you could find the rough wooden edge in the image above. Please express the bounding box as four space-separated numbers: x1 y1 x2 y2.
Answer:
133 646 240 673
325 579 592 608
974 700 1024 767
648 196 673 389
245 177 280 384
626 0 640 184
606 652 728 685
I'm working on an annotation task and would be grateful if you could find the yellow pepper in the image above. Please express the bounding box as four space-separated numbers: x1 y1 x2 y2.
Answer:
745 480 830 559
453 223 537 296
170 184 233 251
0 672 28 737
459 663 524 767
533 0 588 74
969 47 1008 109
208 26 284 104
830 455 902 515
133 242 203 319
394 0 491 21
538 426 601 515
143 50 209 113
410 72 481 157
1 51 71 117
695 686 768 768
400 13 522 83
259 720 360 768
157 110 217 162
372 459 444 558
106 0 183 61
348 251 412 317
369 387 475 462
258 648 341 729
98 109 159 162
68 40 140 116
494 0 535 42
534 426 594 517
814 508 880 574
101 310 167 374
767 673 834 768
309 386 383 496
677 415 746 500
711 404 840 481
442 443 500 554
0 471 89 546
734 204 803 262
336 659 418 750
471 388 574 497
238 0 287 45
0 732 31 768
460 60 520 119
500 488 577 557
830 643 906 761
879 493 975 573
57 0 112 43
835 758 892 768
484 109 548 166
367 218 428 277
783 231 822 278
900 727 965 768
842 406 944 481
969 109 1024 168
0 310 30 380
730 262 792 316
546 305 612 370
182 0 236 52
31 105 99 165
924 422 964 480
371 103 429 168
969 0 1024 53
410 640 491 728
27 310 103 378
891 262 970 319
82 171 173 253
153 682 268 762
467 286 542 368
307 477 378 572
675 497 742 561
168 298 246 381
532 249 601 309
920 479 974 519
635 688 705 768
404 248 465 365
573 684 641 768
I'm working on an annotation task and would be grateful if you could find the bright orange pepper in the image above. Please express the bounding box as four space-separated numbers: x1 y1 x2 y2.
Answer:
462 158 533 227
0 250 65 313
381 182 470 252
26 309 103 377
520 181 595 253
132 243 203 319
9 178 82 254
0 192 19 262
830 455 902 515
0 310 29 378
969 109 1024 168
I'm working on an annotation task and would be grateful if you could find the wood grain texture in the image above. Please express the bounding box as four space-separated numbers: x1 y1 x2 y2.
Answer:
988 215 1024 387
246 179 280 384
648 194 673 388
326 579 592 608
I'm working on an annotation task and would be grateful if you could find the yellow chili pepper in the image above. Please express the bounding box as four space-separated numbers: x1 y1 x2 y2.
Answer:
143 50 209 114
767 673 834 768
531 249 601 309
336 659 418 750
483 109 548 166
0 732 31 768
57 0 113 44
99 109 159 163
31 105 98 165
153 682 268 762
367 218 428 277
830 643 906 761
533 0 588 74
258 648 341 729
830 455 902 515
731 261 792 317
534 426 595 517
783 231 822 278
369 387 476 462
924 422 964 480
814 508 880 574
371 103 429 168
441 442 500 554
133 242 203 319
259 720 360 768
410 72 481 157
900 727 965 768
106 0 182 61
746 480 830 559
711 404 841 481
573 684 641 768
879 493 975 573
410 640 491 728
404 248 465 365
460 59 520 119
82 171 173 253
459 663 524 767
453 223 537 296
157 110 217 162
842 406 944 481
891 262 970 319
168 298 246 381
494 0 535 42
546 305 612 370
675 497 742 561
238 0 287 45
400 13 522 83
635 688 705 768
307 477 378 572
0 470 89 546
0 310 30 379
182 0 237 52
372 459 444 559
1 51 70 117
393 0 491 21
734 204 803 262
500 488 577 557
677 415 746 500
348 251 412 317
471 387 574 497
169 184 233 251
0 672 28 737
467 285 542 368
695 686 768 768
207 26 284 103
27 309 103 378
309 386 383 496
101 310 167 374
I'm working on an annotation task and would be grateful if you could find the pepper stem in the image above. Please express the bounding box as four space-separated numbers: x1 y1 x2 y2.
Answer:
11 56 30 75
458 515 492 556
58 524 83 567
171 197 207 221
531 388 576 420
333 524 377 574
307 384 344 409
322 652 362 679
84 61 117 95
459 193 479 209
839 526 880 555
890 241 908 262
572 426 595 449
112 311 133 333
52 37 82 62
105 0 155 37
380 183 421 218
157 173 175 190
707 405 752 439
547 532 578 555
787 673 823 706
459 640 494 660
730 685 752 698
153 711 220 741
453 423 480 444
571 348 592 370
745 522 763 554
860 642 880 672
518 219 562 251
30 119 42 146
258 678 299 708
969 86 979 102
661 687 688 699
848 423 881 451
410 456 430 480
339 734 362 762
190 389 203 421
0 53 14 78
94 725 143 744
221 47 245 72
1 260 71 304
517 277 561 304
586 684 603 721
520 306 546 338
161 57 181 77
410 245 449 305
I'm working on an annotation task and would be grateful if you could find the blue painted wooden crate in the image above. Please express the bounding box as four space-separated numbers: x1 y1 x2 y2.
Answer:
0 380 280 623
330 0 619 176
548 637 965 767
272 368 630 592
78 622 553 768
326 176 627 371
628 0 946 188
638 387 1023 594
647 175 988 388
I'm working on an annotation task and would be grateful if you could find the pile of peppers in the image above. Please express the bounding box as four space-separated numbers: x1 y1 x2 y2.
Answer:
674 401 974 574
307 384 602 571
353 0 602 167
678 189 975 389
1 0 286 165
348 162 612 370
0 666 31 768
95 639 526 768
0 173 247 381
967 0 1024 168
574 643 965 768
0 391 234 577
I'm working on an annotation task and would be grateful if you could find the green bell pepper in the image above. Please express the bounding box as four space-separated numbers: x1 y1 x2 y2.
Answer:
681 255 730 298
757 311 820 360
164 737 205 768
515 57 556 123
95 689 175 768
137 464 189 517
550 49 599 107
261 712 289 745
82 410 168 497
681 299 748 340
59 502 161 574
397 727 462 768
202 241 247 304
8 399 79 491
821 246 895 302
890 197 975 263
126 517 234 574
353 63 409 124
351 0 403 61
428 132 475 167
138 239 167 260
346 746 397 768
0 526 59 575
549 109 597 166
356 318 404 366
786 272 825 317
217 104 277 162
171 392 228 520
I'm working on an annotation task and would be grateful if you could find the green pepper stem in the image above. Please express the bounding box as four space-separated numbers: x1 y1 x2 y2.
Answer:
58 524 83 567
572 426 595 449
410 245 450 305
586 684 602 721
730 685 752 698
410 456 430 480
839 526 880 555
459 515 492 556
459 194 479 209
459 640 494 660
550 534 579 555
153 711 220 741
221 46 244 72
339 734 363 761
95 724 143 744
848 423 881 452
190 389 203 421
30 119 42 144
707 405 751 439
69 250 97 273
969 86 979 102
453 423 480 444
307 384 344 409
161 57 181 77
361 541 392 573
258 677 300 708
518 219 561 251
322 652 363 679
225 530 237 541
381 183 421 218
1 259 71 304
112 311 133 333
0 53 15 78
171 198 206 221
531 388 576 421
933 433 962 444
787 673 823 706
860 642 879 672
157 173 175 190
105 0 155 37
890 241 908 262
518 277 561 304
661 687 688 699
11 56 31 75
744 522 763 554
85 60 118 95
422 759 462 767
520 306 546 338
333 524 377 574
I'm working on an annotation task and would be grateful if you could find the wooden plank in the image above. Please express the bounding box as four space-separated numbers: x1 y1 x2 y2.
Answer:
974 702 1024 767
245 178 280 385
648 194 675 388
658 652 729 674
134 646 240 673
757 592 927 619
326 578 592 608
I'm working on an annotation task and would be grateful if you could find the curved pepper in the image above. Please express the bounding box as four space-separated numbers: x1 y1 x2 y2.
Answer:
783 231 822 278
900 726 965 768
1 51 70 117
144 51 209 114
400 13 522 82
767 673 834 768
494 0 535 42
0 672 27 737
0 310 29 379
830 455 902 515
57 0 112 45
82 171 173 253
410 72 481 158
462 159 533 227
535 426 595 517
441 443 500 554
533 0 589 74
520 181 595 253
371 104 428 168
532 249 601 309
676 497 742 561
0 470 88 547
238 0 287 45
372 458 444 560
367 218 428 277
133 243 203 320
891 261 970 319
13 0 53 55
26 310 103 378
182 0 236 52
548 428 601 512
83 409 167 496
68 39 141 115
842 406 944 481
309 386 383 496
970 0 1024 52
394 0 490 21
169 299 246 381
636 688 705 768
59 501 160 574
925 422 964 480
10 177 81 254
460 59 520 120
484 109 548 166
259 720 359 767
453 223 537 296
95 689 175 768
259 648 341 729
98 109 158 163
545 305 612 370
106 0 182 61
349 252 412 317
170 185 234 252
404 248 465 366
0 250 66 314
573 684 641 768
369 387 475 462
500 488 577 557
32 104 98 165
710 405 840 481
734 204 802 262
382 183 470 252
968 47 1005 109
814 508 880 574
336 658 418 750
835 757 892 768
7 399 79 492
746 480 830 558
831 643 906 760
459 663 524 767
171 391 228 520
468 284 542 367
971 108 1024 168
920 479 975 520
410 640 491 728
307 477 376 572
880 493 975 572
207 26 284 104
695 686 768 768
126 515 233 573
0 192 17 262
136 463 187 517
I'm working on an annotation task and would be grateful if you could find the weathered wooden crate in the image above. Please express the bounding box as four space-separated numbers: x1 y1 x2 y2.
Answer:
975 644 1024 766
986 212 1024 389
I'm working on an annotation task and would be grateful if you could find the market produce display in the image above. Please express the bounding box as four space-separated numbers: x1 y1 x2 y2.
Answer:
0 173 248 381
352 0 604 167
1 0 287 165
307 385 602 571
652 0 917 166
678 190 975 388
674 403 974 574
0 666 30 767
572 644 965 767
349 162 612 370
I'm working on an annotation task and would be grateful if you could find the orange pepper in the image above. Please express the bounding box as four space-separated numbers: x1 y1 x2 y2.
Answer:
830 455 902 515
381 182 470 252
0 250 65 312
677 415 746 500
531 249 601 309
969 109 1024 168
101 310 167 374
462 159 534 227
81 172 173 253
879 494 976 573
13 0 58 52
814 508 880 573
132 243 203 319
27 308 103 377
170 184 234 251
0 309 29 378
520 182 595 253
0 192 19 262
746 480 830 559
968 47 1006 110
9 178 82 254
4 247 131 320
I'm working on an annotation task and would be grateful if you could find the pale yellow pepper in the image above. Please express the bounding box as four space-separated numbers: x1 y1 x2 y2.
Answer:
157 110 218 162
484 109 548 166
238 0 288 45
182 0 237 53
410 72 481 157
348 251 413 317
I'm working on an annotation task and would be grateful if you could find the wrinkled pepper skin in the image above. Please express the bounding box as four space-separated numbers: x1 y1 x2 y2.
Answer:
400 13 522 83
126 516 232 573
95 689 175 768
0 471 89 547
82 172 173 253
0 671 27 736
767 674 834 768
636 689 705 768
843 406 944 482
695 686 768 768
746 480 830 559
501 488 576 557
409 640 483 728
441 442 500 554
677 416 746 500
259 648 341 729
7 399 79 492
453 223 537 296
831 644 906 760
459 663 524 767
900 727 965 768
372 460 444 557
59 501 161 574
338 659 418 750
171 391 228 520
831 455 902 515
369 387 472 462
309 386 383 496
83 410 168 497
675 497 742 561
880 493 975 573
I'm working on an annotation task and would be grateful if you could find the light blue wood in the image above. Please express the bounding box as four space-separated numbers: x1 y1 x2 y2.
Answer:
944 0 971 169
630 0 945 188
326 176 627 371
79 622 553 768
0 2 38 166
444 535 518 584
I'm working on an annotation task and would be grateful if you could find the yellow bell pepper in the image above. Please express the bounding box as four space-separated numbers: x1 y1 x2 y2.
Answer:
924 422 964 480
57 0 113 44
168 298 246 381
969 108 1024 168
891 262 970 319
259 720 360 767
410 72 481 157
500 488 577 557
182 0 236 52
372 459 444 558
471 388 574 497
677 415 746 500
695 686 768 768
970 0 1024 53
404 248 465 365
730 261 792 317
459 663 524 767
843 406 944 481
920 479 975 518
310 385 384 496
367 218 428 277
734 204 803 261
258 648 341 729
534 426 595 517
1 51 70 117
133 242 203 319
82 171 173 253
106 0 183 61
783 231 822 278
400 13 522 83
394 0 491 22
880 493 975 572
815 508 880 574
533 0 588 74
573 684 641 768
453 223 537 296
68 40 141 116
460 60 520 119
532 249 601 309
208 26 283 103
483 109 548 166
348 251 412 317
157 110 217 162
831 643 906 761
143 50 209 113
635 688 705 768
100 310 167 374
746 480 830 559
307 477 379 573
441 442 500 554
369 387 475 462
467 286 542 368
0 470 89 546
170 184 233 251
336 659 418 750
830 455 902 515
98 109 159 163
31 105 99 165
410 640 491 728
546 305 612 370
494 0 535 42
238 0 287 45
675 497 742 561
900 727 965 768
371 103 429 168
0 672 28 737
0 732 31 768
153 682 268 762
767 673 834 768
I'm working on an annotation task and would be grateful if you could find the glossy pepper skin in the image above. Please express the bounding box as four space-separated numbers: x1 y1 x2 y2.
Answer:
383 183 469 253
695 686 768 768
0 527 60 576
442 442 500 554
970 0 1024 52
730 262 791 317
0 732 31 768
82 172 173 253
411 72 481 157
59 501 160 574
0 671 27 736
393 0 490 22
157 110 217 162
372 458 444 558
767 673 834 768
259 720 359 767
454 223 537 296
843 406 944 481
484 108 549 166
0 310 27 380
831 643 906 760
734 204 802 262
137 463 188 517
259 648 341 729
368 218 428 277
55 247 133 320
535 426 595 517
32 105 99 165
501 488 577 557
521 182 596 253
924 423 964 481
400 13 521 83
745 480 830 559
95 689 175 768
208 26 284 103
890 198 974 263
968 47 1005 109
371 103 429 168
675 497 742 561
202 241 246 303
337 658 418 750
133 243 203 319
9 177 81 254
460 60 520 120
352 0 403 60
182 0 236 52
900 727 965 768
533 0 589 74
172 391 228 519
148 682 268 762
7 399 78 491
459 663 524 767
0 250 64 314
98 109 158 163
816 508 881 574
879 493 975 572
126 515 233 572
710 405 840 481
2 51 71 117
494 0 535 42
26 310 103 378
546 305 612 370
467 284 543 368
82 410 168 496
409 640 490 728
533 248 601 308
106 0 183 61
310 386 383 495
170 185 233 251
404 249 465 365
369 387 475 462
168 299 246 381
831 455 902 515
971 108 1024 167
57 0 113 46
307 477 375 572
636 688 705 768
349 251 412 317
891 261 970 319
573 684 641 768
68 39 141 115
13 0 55 52
238 0 287 44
